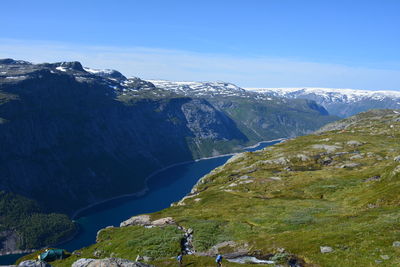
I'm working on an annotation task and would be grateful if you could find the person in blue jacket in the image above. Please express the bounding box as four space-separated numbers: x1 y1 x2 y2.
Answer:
216 254 223 266
177 254 183 266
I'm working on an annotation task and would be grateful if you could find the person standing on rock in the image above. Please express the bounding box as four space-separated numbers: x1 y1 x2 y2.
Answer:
216 254 223 267
177 254 183 266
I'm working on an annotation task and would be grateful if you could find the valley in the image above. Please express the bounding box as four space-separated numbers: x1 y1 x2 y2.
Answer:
0 59 336 256
45 109 400 267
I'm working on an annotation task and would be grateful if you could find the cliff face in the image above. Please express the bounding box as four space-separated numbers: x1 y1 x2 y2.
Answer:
0 60 248 214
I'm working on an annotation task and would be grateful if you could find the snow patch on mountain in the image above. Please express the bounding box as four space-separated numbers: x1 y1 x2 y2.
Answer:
245 87 400 102
245 87 400 117
148 80 248 97
84 67 116 75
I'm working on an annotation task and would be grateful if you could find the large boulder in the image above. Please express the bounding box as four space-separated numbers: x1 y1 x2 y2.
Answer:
120 215 151 227
320 246 334 253
71 258 154 267
120 215 175 228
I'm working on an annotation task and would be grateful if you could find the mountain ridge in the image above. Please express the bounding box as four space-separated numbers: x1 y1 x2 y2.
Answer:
245 87 400 117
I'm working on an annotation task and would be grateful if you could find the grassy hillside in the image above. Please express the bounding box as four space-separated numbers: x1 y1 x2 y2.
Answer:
37 109 400 266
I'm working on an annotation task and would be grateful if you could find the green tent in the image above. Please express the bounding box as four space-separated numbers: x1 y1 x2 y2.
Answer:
38 249 65 262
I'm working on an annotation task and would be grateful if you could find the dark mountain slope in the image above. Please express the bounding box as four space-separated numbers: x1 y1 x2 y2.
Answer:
0 59 247 214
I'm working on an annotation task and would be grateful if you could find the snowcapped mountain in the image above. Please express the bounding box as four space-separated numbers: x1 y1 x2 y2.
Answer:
245 87 400 117
147 80 274 101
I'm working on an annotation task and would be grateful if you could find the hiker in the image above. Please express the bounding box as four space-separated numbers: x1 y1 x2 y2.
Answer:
177 254 183 266
216 254 223 267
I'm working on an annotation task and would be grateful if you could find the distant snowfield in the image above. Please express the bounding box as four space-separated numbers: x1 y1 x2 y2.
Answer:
147 79 248 97
83 67 115 75
146 80 400 117
244 87 400 102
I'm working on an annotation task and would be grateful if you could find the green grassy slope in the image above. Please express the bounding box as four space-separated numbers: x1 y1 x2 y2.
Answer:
30 109 400 266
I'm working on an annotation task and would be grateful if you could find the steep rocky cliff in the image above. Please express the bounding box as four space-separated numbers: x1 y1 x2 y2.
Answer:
0 59 247 214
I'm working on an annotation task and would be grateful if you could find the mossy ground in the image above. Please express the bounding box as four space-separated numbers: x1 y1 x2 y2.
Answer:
25 110 400 266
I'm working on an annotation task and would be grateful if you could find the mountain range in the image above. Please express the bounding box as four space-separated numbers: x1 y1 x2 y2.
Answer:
148 80 400 118
0 59 337 253
245 87 400 117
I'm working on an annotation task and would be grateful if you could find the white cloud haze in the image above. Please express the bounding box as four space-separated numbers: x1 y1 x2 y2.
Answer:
0 39 399 91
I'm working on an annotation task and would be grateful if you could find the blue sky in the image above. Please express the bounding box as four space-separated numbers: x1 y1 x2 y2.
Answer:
1 0 400 89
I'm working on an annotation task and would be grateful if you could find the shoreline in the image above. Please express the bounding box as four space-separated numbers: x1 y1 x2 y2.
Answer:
0 138 284 260
0 249 35 257
71 138 284 219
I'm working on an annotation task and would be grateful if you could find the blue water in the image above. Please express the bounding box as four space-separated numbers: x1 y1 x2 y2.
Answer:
0 140 280 265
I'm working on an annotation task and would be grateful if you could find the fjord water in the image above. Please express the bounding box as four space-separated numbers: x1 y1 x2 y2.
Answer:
0 140 279 265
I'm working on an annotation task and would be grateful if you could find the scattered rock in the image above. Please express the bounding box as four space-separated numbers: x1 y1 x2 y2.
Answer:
93 249 104 257
175 193 199 206
394 155 400 162
340 162 360 168
296 154 310 161
367 203 379 209
228 183 237 187
120 215 174 227
269 176 281 181
239 180 253 184
227 256 275 264
18 261 52 267
151 217 175 227
380 255 390 260
284 166 293 171
350 154 363 160
72 258 154 267
311 144 341 153
320 246 334 253
141 256 152 262
392 165 400 175
346 140 363 146
363 175 381 182
393 241 400 247
194 198 201 202
321 156 333 165
120 215 151 227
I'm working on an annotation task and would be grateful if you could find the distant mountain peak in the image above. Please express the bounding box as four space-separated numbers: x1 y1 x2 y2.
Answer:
245 87 400 117
147 79 268 99
83 67 127 81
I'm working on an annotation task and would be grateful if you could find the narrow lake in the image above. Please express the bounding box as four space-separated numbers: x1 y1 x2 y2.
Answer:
0 140 280 265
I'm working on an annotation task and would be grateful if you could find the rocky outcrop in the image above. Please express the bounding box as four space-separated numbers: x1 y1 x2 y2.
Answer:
120 215 175 228
71 258 154 267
